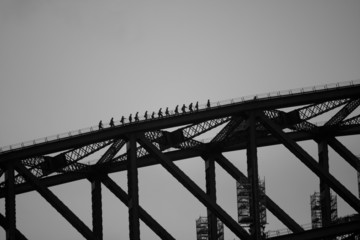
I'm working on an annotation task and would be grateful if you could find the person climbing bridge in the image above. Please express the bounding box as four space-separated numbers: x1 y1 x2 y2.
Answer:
98 120 103 130
129 114 132 123
174 105 179 114
207 99 211 108
110 117 114 127
151 111 155 119
158 108 163 117
165 107 169 116
195 101 199 111
189 103 193 112
181 104 187 113
120 116 125 124
135 112 139 121
144 111 148 120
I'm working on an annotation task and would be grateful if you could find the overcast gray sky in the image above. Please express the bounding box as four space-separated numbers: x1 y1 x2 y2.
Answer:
1 1 360 239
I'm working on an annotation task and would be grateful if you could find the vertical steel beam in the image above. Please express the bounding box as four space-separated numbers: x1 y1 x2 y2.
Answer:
138 135 250 240
15 163 98 240
127 134 140 240
318 139 332 227
246 113 261 239
91 178 103 240
204 155 217 239
5 164 15 240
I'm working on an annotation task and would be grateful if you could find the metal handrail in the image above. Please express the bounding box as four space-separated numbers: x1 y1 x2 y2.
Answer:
265 213 360 238
1 79 359 153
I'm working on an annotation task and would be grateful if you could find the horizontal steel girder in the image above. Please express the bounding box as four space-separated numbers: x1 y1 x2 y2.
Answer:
137 135 251 240
259 113 360 213
2 126 359 198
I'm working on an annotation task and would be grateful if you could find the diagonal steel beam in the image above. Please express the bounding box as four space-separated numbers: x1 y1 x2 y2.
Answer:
327 137 360 171
96 139 126 164
259 112 360 213
211 117 245 143
137 135 251 240
0 213 28 240
99 174 175 240
14 163 98 240
215 154 304 233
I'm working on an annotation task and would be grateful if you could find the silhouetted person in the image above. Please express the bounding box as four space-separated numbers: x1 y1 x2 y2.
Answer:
129 114 132 123
189 103 193 112
165 107 169 116
195 101 199 111
151 111 155 119
98 120 103 130
207 99 211 108
158 108 163 117
181 104 186 113
175 105 179 114
120 116 125 124
144 111 148 120
135 112 139 121
110 117 114 127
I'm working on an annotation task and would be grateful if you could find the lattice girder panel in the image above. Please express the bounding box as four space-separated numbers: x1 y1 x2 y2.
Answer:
297 99 349 121
325 98 360 126
340 114 360 127
257 99 351 134
0 140 113 187
111 117 230 163
59 140 114 172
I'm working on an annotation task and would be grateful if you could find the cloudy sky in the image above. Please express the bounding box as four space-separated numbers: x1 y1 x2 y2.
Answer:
1 1 360 239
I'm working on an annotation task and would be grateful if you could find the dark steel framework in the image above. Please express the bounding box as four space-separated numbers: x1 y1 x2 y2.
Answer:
1 81 360 239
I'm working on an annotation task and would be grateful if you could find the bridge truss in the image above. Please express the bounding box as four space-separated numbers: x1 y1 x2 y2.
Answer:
1 80 360 239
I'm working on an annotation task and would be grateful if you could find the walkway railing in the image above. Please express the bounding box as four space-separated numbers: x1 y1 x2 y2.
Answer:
265 214 360 238
1 79 359 153
265 223 312 238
